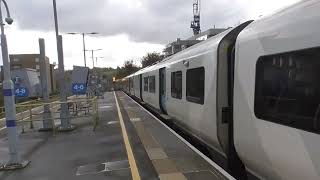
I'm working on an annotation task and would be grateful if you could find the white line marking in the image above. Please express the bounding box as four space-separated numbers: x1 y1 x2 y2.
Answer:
130 118 141 122
123 92 235 180
99 105 112 109
107 121 119 125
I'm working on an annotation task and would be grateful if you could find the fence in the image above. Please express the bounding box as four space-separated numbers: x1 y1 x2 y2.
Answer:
0 95 60 119
0 96 99 135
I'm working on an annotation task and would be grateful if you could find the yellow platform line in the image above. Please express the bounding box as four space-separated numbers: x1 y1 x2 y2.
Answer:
114 91 141 180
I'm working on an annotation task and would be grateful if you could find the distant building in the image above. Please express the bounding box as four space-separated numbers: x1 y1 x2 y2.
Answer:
187 28 227 41
163 38 202 57
0 54 57 94
163 28 228 57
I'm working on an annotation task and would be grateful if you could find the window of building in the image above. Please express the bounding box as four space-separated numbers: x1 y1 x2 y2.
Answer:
35 58 39 62
171 71 182 99
186 67 205 104
13 58 19 62
255 47 320 134
144 77 148 92
149 76 156 93
36 65 40 70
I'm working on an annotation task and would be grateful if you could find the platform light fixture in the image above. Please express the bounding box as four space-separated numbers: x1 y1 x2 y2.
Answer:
67 32 99 67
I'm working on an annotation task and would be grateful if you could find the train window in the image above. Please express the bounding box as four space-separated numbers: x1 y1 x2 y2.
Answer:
255 47 320 134
171 71 182 99
144 77 148 92
186 67 205 104
149 76 156 93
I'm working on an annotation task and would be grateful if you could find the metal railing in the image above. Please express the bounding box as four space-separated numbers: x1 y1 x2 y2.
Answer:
0 96 99 135
0 95 60 118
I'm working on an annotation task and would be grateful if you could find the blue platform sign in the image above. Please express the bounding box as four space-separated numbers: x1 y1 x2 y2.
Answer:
72 83 87 95
14 87 28 97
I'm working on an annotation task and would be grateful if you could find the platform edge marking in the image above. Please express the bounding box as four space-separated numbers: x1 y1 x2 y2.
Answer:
124 92 236 180
114 91 141 180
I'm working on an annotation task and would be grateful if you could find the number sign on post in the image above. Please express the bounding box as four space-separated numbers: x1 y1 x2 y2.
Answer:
72 83 87 95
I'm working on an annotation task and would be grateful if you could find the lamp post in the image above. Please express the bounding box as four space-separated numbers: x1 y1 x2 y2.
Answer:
0 0 29 170
85 49 102 69
85 49 102 97
95 57 104 67
67 32 98 67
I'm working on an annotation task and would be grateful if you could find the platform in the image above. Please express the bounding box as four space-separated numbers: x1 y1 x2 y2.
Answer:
0 91 234 180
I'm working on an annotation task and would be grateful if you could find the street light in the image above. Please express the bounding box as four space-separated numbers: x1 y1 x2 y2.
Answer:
67 32 99 67
0 0 30 170
85 49 102 68
95 57 104 67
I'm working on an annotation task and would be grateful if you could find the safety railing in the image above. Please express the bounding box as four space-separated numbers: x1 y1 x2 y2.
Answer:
0 95 60 119
0 96 99 136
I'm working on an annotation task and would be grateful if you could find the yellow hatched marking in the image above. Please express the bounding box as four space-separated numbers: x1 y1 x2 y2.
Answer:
114 92 141 180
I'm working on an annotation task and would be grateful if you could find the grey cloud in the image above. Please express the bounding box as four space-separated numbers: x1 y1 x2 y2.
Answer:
8 0 251 44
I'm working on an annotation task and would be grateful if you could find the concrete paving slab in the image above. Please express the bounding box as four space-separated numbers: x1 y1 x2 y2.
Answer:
159 172 187 180
117 91 231 180
146 148 168 160
0 92 133 180
152 158 179 174
0 91 233 180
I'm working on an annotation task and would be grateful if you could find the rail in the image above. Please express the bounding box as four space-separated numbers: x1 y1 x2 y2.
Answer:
0 96 99 135
0 95 61 118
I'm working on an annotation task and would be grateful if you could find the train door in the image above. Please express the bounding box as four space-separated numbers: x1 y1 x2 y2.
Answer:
216 21 252 179
139 74 143 101
129 77 134 95
128 78 131 93
159 67 167 114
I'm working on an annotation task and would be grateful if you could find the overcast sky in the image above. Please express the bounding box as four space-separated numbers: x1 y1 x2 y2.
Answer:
1 0 300 69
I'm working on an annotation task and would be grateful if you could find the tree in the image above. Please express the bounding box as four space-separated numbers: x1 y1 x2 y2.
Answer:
141 52 164 68
115 60 140 79
123 60 140 76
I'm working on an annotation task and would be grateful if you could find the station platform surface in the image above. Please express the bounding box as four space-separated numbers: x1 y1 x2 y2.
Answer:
0 91 233 180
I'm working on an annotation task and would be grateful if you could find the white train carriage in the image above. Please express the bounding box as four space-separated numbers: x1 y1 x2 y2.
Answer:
128 21 253 178
234 0 320 179
123 1 320 179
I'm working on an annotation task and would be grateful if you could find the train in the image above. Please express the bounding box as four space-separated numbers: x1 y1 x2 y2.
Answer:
119 1 320 179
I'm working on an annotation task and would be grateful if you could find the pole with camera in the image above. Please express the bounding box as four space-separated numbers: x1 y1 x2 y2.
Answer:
0 0 30 170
